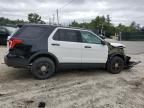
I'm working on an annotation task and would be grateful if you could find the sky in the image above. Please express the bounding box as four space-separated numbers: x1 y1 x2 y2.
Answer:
0 0 143 26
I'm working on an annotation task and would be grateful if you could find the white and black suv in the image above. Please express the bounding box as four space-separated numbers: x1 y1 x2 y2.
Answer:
4 24 137 79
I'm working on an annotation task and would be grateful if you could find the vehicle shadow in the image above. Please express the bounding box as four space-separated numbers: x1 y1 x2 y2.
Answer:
0 68 33 82
55 68 108 78
0 68 109 82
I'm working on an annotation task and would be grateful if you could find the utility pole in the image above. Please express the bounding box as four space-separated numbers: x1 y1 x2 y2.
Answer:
56 9 59 25
101 24 104 35
82 19 85 28
52 14 55 25
119 32 122 41
49 17 51 25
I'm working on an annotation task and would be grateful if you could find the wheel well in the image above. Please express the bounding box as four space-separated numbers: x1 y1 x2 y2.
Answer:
114 54 124 60
106 54 125 69
108 54 125 61
29 54 58 67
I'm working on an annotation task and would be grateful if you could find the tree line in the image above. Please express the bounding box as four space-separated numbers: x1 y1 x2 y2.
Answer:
0 13 45 26
70 15 144 37
0 13 144 37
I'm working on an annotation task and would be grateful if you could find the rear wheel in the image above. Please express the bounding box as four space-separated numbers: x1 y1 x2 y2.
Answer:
31 57 55 80
107 56 124 74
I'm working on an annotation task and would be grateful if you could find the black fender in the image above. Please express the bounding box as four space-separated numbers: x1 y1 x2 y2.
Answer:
28 51 59 66
107 53 126 64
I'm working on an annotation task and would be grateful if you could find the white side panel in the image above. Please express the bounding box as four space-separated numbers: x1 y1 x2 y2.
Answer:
49 41 82 63
48 28 82 63
82 43 108 63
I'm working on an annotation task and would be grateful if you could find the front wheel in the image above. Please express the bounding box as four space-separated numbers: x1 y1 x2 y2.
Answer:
107 56 124 74
31 57 55 80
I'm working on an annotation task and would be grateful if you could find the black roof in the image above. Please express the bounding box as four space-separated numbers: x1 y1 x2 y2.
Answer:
21 24 88 30
22 24 57 28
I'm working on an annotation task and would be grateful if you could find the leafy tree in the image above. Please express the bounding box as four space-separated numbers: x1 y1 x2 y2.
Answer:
136 24 141 31
0 17 26 26
106 15 111 24
28 13 45 24
141 26 144 31
129 21 138 32
70 15 116 37
88 15 115 37
70 20 79 27
70 15 142 38
116 22 140 33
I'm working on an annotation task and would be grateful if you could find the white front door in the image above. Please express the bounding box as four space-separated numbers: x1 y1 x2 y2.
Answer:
48 28 82 63
81 31 108 63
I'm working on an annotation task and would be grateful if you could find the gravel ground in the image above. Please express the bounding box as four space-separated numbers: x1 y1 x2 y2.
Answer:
0 41 144 108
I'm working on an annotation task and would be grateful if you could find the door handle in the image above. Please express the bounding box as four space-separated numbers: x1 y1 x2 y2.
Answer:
84 46 91 48
51 43 60 46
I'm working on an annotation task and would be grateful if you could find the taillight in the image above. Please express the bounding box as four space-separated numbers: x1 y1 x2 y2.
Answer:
8 38 23 49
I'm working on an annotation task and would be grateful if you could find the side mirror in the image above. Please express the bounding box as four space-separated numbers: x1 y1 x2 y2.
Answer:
101 40 106 45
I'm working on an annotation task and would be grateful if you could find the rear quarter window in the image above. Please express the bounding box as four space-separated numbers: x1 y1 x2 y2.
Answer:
14 26 47 39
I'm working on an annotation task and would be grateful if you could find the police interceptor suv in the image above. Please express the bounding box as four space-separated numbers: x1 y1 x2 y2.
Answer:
4 24 137 79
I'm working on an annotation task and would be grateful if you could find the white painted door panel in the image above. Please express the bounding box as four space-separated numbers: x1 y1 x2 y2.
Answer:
82 43 108 63
48 27 82 63
49 40 82 63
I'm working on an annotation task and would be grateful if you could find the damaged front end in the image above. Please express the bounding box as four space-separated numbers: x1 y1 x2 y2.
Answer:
125 56 141 69
107 42 141 69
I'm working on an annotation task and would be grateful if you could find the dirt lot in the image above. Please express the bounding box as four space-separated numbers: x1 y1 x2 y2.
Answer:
0 42 144 108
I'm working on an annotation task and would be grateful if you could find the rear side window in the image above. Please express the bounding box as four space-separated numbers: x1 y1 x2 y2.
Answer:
53 29 81 42
14 26 47 39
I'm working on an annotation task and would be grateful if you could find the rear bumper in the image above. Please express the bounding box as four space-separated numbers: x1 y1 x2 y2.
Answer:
4 54 29 68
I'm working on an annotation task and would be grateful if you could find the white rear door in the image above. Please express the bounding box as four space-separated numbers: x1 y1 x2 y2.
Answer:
81 31 108 63
48 28 82 63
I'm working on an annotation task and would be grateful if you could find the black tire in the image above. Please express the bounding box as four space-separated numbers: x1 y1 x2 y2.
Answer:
31 57 55 80
107 56 124 74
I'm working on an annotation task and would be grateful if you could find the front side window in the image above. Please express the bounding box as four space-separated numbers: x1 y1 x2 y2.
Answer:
53 29 81 42
81 31 102 44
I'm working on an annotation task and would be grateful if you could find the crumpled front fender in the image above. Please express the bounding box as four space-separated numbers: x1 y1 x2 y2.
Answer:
124 56 141 69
